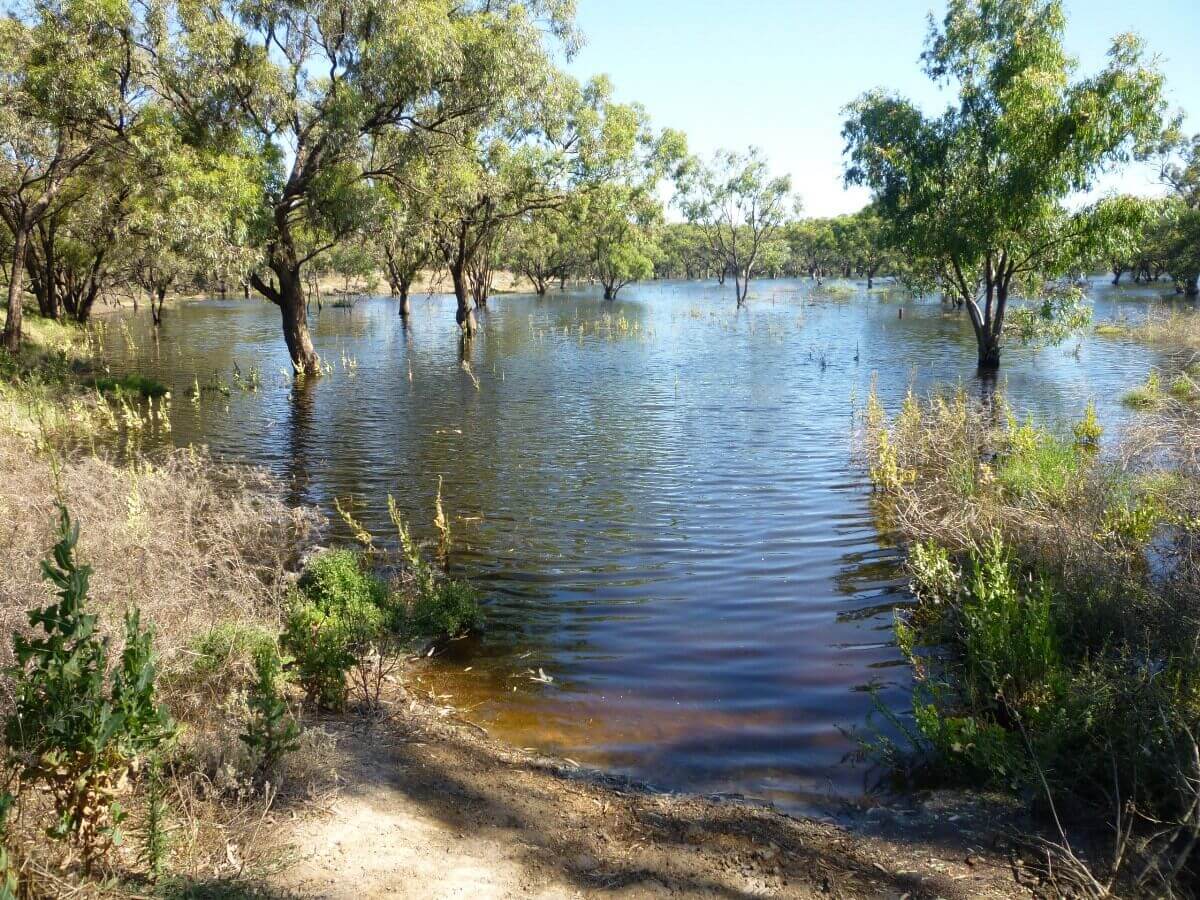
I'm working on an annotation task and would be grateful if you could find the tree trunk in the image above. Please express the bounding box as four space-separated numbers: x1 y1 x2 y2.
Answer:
1186 273 1199 299
279 274 319 374
602 283 614 301
398 286 411 318
252 266 320 374
1112 268 1123 286
152 285 167 326
977 334 1001 370
450 265 477 336
3 227 30 351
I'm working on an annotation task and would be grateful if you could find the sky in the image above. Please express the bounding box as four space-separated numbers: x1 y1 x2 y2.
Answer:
565 0 1200 217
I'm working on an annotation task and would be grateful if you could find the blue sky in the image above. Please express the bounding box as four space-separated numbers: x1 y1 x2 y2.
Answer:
565 0 1200 217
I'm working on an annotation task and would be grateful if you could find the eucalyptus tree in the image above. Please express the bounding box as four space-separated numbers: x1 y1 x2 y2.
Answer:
368 182 434 317
843 0 1166 370
583 183 659 300
0 0 153 350
419 73 680 329
164 0 578 372
422 131 568 333
844 208 896 289
654 223 716 280
569 94 684 301
1160 133 1200 297
784 218 837 281
502 204 580 296
676 147 794 307
126 133 262 324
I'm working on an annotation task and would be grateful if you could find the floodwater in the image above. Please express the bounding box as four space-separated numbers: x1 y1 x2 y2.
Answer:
96 276 1187 812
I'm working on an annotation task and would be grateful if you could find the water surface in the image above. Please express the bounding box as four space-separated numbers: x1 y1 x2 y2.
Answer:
97 276 1184 811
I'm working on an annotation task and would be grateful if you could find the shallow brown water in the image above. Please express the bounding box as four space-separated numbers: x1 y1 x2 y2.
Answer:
97 276 1182 811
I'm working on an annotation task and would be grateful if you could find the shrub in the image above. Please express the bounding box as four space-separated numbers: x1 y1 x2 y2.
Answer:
406 579 483 642
864 383 1200 863
4 506 175 860
282 550 389 710
240 644 301 780
189 622 281 688
1123 370 1163 409
296 549 388 618
994 417 1079 503
1071 400 1103 450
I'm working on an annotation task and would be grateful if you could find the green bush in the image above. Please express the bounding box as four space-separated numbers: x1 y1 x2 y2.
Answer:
189 622 280 685
88 373 169 398
282 545 486 709
1071 400 1103 450
282 550 390 710
406 579 483 642
1123 370 1163 409
4 506 175 858
240 644 301 780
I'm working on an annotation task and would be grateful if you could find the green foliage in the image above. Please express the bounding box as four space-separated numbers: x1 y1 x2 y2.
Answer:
1072 401 1103 450
390 496 483 642
897 535 1062 785
0 793 18 900
296 549 389 623
1123 370 1163 409
282 550 389 710
676 147 794 305
5 506 174 858
406 580 484 642
843 0 1166 368
994 417 1079 502
189 622 280 684
239 644 300 780
139 756 171 881
907 541 957 605
89 373 169 398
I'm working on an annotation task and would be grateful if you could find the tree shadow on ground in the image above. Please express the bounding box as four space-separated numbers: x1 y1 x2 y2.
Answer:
284 706 1022 899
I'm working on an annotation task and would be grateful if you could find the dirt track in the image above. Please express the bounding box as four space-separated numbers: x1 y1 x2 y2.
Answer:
267 685 1036 899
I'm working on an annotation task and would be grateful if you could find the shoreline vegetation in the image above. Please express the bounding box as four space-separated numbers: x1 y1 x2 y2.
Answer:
0 309 1047 898
859 339 1200 894
0 0 1197 892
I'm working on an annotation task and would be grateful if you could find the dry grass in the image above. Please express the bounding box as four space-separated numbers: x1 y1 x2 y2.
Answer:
0 315 334 895
1099 304 1200 350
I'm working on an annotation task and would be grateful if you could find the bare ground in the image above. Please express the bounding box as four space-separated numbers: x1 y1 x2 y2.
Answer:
264 684 1037 900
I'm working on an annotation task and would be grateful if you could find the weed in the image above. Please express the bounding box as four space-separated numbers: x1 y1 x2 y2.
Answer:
5 506 175 861
88 373 170 398
240 644 301 780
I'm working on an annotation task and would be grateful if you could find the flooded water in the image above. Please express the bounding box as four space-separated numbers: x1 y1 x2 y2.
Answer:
97 276 1186 812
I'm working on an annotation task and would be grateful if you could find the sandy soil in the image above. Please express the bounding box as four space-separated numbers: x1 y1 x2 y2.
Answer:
265 685 1038 900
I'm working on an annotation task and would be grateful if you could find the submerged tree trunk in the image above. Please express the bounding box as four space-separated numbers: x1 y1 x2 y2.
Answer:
2 226 29 352
449 265 477 336
252 266 320 374
151 285 167 326
1185 273 1199 299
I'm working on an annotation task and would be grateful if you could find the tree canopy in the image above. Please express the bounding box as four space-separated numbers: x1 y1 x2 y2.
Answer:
843 0 1166 369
